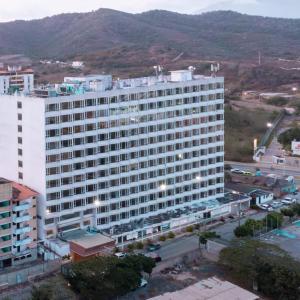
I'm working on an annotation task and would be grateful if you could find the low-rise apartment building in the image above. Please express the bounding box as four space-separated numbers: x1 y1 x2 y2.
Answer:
0 178 38 269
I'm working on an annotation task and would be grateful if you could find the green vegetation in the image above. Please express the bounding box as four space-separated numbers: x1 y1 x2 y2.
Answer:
199 231 220 246
278 127 300 150
65 255 155 300
234 213 283 237
31 276 76 300
281 203 300 220
185 225 194 233
225 106 278 162
219 239 300 300
158 235 166 242
266 96 288 106
167 231 175 239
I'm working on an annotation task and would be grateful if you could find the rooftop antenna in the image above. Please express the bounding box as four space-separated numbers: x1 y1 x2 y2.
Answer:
153 66 159 77
188 66 196 73
211 63 220 77
153 65 164 78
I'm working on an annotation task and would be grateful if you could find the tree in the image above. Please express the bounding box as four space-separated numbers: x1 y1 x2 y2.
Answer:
66 255 155 300
263 212 283 229
31 285 52 300
234 225 251 237
219 239 300 300
234 219 263 237
281 208 295 221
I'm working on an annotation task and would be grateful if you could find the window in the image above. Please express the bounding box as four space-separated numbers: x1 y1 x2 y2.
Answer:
18 113 22 121
18 125 22 133
18 137 22 144
17 101 22 109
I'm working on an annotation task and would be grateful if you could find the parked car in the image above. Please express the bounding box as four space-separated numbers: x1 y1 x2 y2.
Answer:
271 201 283 209
139 278 148 288
231 168 245 175
258 204 273 211
243 170 254 176
282 197 297 205
147 243 161 252
144 252 162 262
114 252 127 258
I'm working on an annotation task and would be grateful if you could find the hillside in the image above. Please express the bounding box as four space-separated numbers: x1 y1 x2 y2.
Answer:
1 9 300 60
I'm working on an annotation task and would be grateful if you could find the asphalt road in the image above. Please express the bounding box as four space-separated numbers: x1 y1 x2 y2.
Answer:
153 211 270 261
227 162 300 185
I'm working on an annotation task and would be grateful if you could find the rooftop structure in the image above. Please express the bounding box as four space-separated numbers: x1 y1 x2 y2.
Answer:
148 277 259 300
0 65 34 95
0 68 224 248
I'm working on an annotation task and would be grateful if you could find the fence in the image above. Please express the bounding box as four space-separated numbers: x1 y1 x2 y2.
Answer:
253 110 286 161
0 259 61 289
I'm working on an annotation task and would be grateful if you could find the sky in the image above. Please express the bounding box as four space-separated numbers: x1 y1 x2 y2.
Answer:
0 0 299 22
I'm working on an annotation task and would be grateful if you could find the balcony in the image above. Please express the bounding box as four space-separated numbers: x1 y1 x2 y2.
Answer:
13 214 31 223
0 239 12 248
0 228 12 237
13 203 30 212
14 226 31 235
14 237 32 247
0 246 12 256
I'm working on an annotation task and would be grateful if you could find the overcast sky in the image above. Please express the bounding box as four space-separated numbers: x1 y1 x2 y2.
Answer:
0 0 299 22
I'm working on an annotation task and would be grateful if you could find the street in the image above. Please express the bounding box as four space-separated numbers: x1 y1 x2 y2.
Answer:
227 161 300 185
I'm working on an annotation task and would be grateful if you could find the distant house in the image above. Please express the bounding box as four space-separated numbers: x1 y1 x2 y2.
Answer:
292 140 300 156
229 172 297 197
226 183 273 205
249 190 274 205
71 61 84 69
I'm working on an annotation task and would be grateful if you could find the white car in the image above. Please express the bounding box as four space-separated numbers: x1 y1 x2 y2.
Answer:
258 204 273 211
230 168 245 175
139 278 148 288
114 252 126 258
281 197 296 205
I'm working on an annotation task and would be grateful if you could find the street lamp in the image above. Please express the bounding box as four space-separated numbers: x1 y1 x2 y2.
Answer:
196 176 202 181
266 122 273 128
94 199 101 207
232 191 242 227
160 184 167 191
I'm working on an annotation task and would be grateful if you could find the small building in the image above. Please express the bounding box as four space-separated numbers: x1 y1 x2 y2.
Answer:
71 61 84 69
68 231 115 262
249 190 274 205
148 277 259 300
0 178 38 270
226 183 273 205
220 190 251 215
292 140 300 156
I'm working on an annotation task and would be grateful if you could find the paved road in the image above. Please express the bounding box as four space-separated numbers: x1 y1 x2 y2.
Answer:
227 161 300 185
154 212 270 261
156 235 199 260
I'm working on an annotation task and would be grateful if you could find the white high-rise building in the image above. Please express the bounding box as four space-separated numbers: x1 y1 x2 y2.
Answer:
0 66 34 95
0 69 225 244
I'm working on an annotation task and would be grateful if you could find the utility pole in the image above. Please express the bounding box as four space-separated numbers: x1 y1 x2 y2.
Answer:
258 51 261 66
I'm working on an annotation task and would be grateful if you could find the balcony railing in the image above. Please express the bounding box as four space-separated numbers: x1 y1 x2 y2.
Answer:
13 214 31 223
14 226 31 235
14 237 32 247
13 203 30 212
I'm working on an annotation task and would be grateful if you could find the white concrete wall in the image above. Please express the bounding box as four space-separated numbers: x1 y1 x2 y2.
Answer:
0 95 19 181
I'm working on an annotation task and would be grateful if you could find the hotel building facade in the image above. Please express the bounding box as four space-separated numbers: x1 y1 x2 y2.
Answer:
0 69 225 244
